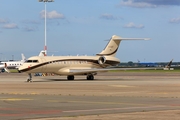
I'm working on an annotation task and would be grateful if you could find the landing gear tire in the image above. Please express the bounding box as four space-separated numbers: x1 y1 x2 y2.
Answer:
87 74 94 80
27 78 32 82
67 75 74 80
2 69 5 73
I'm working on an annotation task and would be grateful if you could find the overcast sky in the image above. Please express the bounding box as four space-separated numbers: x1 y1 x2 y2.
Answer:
0 0 180 62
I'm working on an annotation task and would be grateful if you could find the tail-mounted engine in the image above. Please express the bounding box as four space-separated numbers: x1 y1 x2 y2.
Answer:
98 56 106 65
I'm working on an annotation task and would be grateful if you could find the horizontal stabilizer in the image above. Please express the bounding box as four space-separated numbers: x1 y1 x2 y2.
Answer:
114 38 151 40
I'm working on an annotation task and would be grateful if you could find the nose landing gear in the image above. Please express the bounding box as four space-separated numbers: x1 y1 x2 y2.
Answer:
27 73 32 82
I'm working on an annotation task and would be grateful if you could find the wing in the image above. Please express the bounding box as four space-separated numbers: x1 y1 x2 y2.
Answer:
69 67 160 74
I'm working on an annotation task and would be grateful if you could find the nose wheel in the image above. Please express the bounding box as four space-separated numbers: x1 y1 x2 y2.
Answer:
27 73 32 82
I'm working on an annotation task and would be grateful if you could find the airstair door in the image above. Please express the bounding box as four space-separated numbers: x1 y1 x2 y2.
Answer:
40 58 47 72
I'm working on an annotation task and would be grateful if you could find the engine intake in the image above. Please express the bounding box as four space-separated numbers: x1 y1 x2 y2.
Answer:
98 56 106 65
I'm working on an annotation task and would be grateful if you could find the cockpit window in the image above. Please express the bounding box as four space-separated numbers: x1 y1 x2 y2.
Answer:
33 60 38 62
25 60 39 63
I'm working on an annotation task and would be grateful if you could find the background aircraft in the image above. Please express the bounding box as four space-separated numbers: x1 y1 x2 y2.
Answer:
0 51 46 73
0 54 25 73
138 62 158 67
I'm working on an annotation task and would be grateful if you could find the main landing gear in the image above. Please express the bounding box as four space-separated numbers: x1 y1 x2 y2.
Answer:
26 74 95 82
67 74 94 80
86 74 94 80
27 73 32 82
67 75 74 80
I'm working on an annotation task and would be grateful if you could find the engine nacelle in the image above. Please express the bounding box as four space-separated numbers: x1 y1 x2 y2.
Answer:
98 56 106 65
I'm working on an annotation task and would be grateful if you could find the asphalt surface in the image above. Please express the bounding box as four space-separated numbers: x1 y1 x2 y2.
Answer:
0 71 180 120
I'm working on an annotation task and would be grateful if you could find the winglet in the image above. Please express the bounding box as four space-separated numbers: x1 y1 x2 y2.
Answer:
165 59 173 68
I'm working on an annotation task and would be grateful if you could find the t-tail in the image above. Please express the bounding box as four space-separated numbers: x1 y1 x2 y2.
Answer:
96 35 150 57
39 50 46 56
21 54 26 62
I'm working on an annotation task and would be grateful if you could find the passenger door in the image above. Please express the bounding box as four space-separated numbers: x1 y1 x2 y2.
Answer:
40 58 47 72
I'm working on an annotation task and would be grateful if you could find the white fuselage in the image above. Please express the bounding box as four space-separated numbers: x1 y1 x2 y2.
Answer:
1 61 24 69
0 63 4 71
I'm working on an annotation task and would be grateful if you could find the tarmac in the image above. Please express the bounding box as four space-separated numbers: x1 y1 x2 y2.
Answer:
0 71 180 120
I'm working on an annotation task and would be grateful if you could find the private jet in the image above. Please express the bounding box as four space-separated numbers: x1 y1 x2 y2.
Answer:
0 54 26 72
18 35 150 82
0 51 46 73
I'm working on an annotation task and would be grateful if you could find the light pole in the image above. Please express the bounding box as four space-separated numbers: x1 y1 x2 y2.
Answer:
38 0 54 56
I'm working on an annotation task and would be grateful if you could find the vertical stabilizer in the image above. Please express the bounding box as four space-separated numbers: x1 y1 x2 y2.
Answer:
21 54 26 62
39 50 46 56
96 35 150 57
96 35 121 57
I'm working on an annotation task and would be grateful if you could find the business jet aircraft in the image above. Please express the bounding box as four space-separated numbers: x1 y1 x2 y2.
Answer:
18 35 150 82
0 51 46 73
0 54 26 73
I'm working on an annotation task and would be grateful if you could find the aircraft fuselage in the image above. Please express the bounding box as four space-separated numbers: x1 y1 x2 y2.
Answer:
19 56 120 75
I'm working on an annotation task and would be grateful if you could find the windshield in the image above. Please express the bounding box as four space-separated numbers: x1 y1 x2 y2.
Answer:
25 60 39 63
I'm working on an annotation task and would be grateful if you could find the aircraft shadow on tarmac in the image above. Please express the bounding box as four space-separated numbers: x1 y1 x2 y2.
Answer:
30 77 132 82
